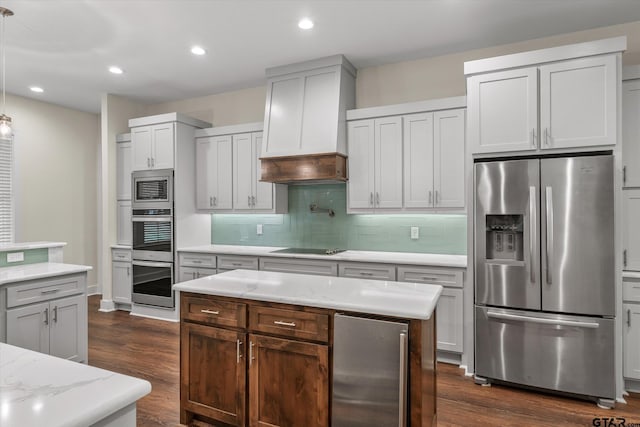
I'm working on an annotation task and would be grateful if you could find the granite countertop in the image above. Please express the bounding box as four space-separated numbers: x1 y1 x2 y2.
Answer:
178 244 467 268
0 343 151 427
0 263 93 285
174 269 443 320
0 241 67 251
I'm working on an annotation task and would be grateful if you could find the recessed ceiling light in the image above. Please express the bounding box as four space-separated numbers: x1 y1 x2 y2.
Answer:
29 86 43 93
298 18 314 30
109 66 123 75
191 46 206 55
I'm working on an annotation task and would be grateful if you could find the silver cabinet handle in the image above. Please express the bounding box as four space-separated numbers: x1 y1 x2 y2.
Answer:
44 307 49 325
421 276 439 281
237 339 243 364
398 332 408 427
252 196 255 206
213 196 217 207
376 192 380 206
529 186 536 284
209 196 213 207
545 186 553 285
359 271 374 276
435 190 439 205
428 190 432 205
53 306 58 323
274 320 296 327
487 311 599 328
192 260 202 264
248 195 251 206
191 272 197 279
370 192 374 206
232 263 243 266
200 309 219 315
151 158 155 168
147 157 150 168
623 166 627 185
249 341 255 366
624 249 628 268
41 289 60 295
126 267 130 276
628 309 632 327
531 128 536 148
544 128 551 146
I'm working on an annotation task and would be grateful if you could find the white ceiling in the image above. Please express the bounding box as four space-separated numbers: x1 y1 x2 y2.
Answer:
3 0 640 113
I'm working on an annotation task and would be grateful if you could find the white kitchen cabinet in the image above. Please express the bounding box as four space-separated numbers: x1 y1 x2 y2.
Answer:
259 257 338 276
116 200 132 246
467 54 618 155
217 255 259 271
196 135 233 211
112 249 132 307
179 266 217 282
338 262 396 281
7 292 87 363
131 123 175 171
623 190 640 271
624 279 640 380
116 133 132 200
623 79 640 187
347 117 402 212
403 109 465 210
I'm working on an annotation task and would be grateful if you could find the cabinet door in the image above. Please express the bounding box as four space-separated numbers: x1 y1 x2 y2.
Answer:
249 334 328 427
117 200 132 246
374 117 403 209
623 80 640 187
252 132 274 210
403 113 434 208
300 68 340 154
112 261 132 304
347 120 375 210
434 109 465 209
233 133 254 210
151 123 175 169
116 140 132 200
468 67 538 154
197 136 233 210
131 126 153 171
181 322 246 426
624 303 640 380
49 294 87 363
623 190 640 271
540 55 617 150
436 288 463 353
6 302 49 354
263 75 304 157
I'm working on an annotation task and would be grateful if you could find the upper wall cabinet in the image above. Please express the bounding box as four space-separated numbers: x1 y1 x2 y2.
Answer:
196 135 233 210
623 73 640 188
116 133 132 200
465 37 625 156
346 97 466 214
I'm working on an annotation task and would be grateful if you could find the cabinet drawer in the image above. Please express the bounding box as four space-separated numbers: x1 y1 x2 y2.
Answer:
179 267 217 282
179 252 217 268
623 279 640 303
112 248 132 262
249 306 329 343
339 262 396 281
217 255 259 270
260 257 338 276
182 294 246 328
7 274 86 308
397 265 463 288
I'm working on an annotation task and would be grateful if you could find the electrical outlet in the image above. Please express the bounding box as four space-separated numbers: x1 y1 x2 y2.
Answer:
410 227 419 240
257 224 263 235
7 252 24 263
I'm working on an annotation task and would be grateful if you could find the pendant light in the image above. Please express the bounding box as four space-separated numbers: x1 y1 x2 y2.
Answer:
0 7 13 138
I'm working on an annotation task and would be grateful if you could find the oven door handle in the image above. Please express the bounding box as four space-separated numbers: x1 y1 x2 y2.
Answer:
132 260 174 268
132 216 173 222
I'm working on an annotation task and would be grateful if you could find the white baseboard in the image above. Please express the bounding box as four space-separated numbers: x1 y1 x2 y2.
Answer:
625 378 640 394
87 283 99 296
99 299 116 312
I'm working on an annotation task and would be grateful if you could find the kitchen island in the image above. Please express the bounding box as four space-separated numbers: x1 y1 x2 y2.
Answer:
174 269 442 427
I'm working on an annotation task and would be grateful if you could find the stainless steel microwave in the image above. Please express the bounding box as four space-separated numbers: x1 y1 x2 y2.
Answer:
132 169 173 209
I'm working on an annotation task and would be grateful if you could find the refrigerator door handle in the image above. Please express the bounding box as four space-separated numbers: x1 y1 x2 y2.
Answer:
529 186 536 283
399 332 408 427
545 186 554 285
487 311 600 328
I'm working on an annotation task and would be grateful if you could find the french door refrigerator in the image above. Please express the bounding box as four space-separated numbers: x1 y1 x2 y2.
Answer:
474 154 615 407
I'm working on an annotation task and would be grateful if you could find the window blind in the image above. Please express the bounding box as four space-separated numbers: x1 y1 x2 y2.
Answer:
0 137 12 243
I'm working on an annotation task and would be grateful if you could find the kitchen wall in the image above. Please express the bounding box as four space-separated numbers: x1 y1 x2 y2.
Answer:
11 93 99 287
211 185 467 254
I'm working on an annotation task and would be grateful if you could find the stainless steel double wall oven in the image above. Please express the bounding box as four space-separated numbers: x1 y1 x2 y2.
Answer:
131 169 175 308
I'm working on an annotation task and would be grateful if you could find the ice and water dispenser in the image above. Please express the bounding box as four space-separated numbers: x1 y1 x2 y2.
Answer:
485 215 524 261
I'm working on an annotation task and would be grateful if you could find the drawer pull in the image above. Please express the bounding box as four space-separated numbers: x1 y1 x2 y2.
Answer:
41 289 60 295
359 272 374 276
421 277 439 281
201 309 220 315
192 260 202 264
232 263 243 266
274 320 296 327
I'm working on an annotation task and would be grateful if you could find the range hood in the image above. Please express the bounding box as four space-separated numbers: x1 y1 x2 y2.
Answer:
260 55 356 184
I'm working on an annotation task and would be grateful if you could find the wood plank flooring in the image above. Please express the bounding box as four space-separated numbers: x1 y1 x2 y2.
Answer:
87 295 640 427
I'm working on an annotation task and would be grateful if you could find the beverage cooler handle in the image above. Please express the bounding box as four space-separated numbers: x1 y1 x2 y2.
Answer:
545 186 554 285
529 186 536 284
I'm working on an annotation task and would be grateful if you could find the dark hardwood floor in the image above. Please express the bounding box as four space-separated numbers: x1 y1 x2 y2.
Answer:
87 295 640 427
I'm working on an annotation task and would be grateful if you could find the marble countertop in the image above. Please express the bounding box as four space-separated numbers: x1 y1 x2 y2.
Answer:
0 241 67 251
0 343 151 427
178 244 467 268
174 269 443 320
0 263 92 285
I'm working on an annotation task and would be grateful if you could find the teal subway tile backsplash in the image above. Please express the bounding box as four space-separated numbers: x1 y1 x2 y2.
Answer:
212 184 466 254
0 248 48 267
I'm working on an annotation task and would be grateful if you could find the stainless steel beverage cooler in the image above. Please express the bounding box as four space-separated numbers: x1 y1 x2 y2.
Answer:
474 155 616 407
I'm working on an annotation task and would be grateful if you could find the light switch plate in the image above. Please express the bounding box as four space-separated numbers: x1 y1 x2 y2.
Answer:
410 227 419 240
7 252 24 263
257 224 263 235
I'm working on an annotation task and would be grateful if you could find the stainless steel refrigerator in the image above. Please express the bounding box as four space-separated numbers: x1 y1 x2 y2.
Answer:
474 154 616 407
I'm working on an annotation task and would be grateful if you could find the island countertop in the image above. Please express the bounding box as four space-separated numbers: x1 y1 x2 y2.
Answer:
173 269 443 320
0 343 151 427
